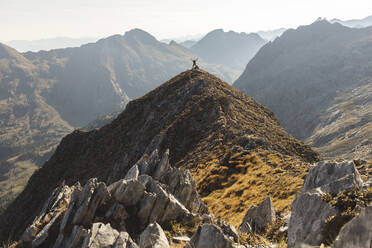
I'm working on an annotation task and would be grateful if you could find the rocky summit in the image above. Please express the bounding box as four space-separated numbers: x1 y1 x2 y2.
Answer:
0 69 319 246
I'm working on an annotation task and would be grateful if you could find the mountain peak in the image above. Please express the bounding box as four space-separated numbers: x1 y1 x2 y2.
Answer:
123 28 158 43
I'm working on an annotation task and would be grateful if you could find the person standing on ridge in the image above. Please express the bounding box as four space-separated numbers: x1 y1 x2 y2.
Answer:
192 58 199 70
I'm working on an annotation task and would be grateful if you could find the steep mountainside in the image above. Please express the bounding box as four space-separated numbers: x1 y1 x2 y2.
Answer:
0 44 73 204
0 69 318 241
306 82 372 160
191 29 266 71
234 20 372 160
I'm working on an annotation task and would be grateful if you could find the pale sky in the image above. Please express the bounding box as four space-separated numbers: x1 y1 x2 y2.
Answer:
1 0 371 42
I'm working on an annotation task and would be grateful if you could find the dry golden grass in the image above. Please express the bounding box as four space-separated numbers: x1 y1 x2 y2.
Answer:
189 148 309 227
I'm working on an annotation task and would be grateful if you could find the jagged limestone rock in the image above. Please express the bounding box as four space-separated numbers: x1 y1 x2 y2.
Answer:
142 178 191 226
104 203 129 231
113 232 139 248
288 191 338 247
124 165 140 180
54 225 89 248
239 197 275 233
20 184 77 246
129 149 207 215
152 149 171 180
332 205 372 248
83 223 120 247
15 149 208 247
139 222 169 248
288 161 363 247
82 222 138 248
138 150 160 175
186 224 233 248
62 179 110 229
109 179 145 206
302 161 362 193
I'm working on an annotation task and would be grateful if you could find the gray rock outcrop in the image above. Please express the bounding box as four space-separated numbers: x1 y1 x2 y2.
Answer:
288 161 363 247
83 223 138 248
139 222 170 248
20 185 76 245
302 161 362 194
186 224 233 248
16 149 207 247
332 205 372 248
239 197 276 233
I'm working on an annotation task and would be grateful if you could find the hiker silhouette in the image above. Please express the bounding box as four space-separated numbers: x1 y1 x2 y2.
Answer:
191 58 199 70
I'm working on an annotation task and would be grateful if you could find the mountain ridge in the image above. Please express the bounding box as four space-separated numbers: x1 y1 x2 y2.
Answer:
234 20 372 160
0 69 318 241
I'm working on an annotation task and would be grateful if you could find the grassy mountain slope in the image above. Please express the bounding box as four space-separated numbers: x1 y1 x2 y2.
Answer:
0 69 318 240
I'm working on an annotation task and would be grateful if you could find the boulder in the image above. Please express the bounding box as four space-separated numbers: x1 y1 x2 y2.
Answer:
80 222 138 248
288 191 337 247
239 197 275 233
83 223 119 247
288 161 363 247
302 161 362 194
109 179 145 206
186 224 233 248
332 205 372 248
139 222 169 248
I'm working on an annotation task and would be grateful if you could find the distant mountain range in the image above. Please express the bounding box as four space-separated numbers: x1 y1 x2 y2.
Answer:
256 28 287 41
234 20 372 161
331 15 372 28
179 39 198 48
5 37 99 53
190 29 267 71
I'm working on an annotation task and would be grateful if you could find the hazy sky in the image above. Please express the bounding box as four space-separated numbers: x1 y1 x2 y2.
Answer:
1 0 371 41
